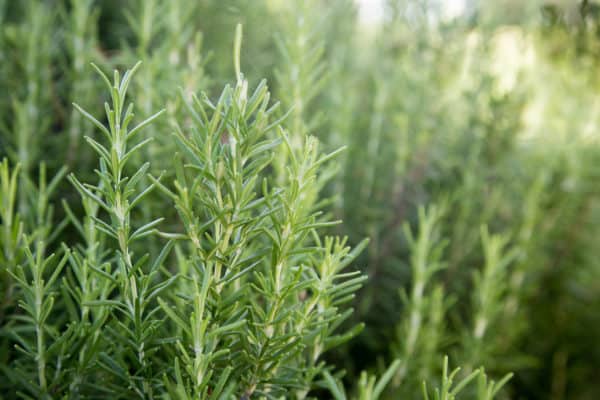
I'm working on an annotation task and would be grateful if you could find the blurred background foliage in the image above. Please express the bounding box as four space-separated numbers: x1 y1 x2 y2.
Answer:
1 0 600 398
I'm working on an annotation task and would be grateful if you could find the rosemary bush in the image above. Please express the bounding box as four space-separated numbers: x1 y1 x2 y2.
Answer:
2 0 600 399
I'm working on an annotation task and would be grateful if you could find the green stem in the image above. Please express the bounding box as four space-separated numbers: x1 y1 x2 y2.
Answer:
34 254 47 392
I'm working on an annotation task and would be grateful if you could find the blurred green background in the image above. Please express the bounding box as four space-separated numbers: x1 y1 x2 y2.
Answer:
1 0 600 398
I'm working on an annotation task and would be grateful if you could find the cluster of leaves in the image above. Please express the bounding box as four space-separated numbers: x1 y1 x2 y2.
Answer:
0 25 373 398
319 1 600 399
2 0 600 399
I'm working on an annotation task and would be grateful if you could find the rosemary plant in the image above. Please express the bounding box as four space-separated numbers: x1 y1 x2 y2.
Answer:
1 23 371 396
2 1 600 398
393 205 448 390
463 227 517 370
154 27 368 398
64 0 100 168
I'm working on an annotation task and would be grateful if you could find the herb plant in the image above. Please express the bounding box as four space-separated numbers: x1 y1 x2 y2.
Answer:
2 1 600 398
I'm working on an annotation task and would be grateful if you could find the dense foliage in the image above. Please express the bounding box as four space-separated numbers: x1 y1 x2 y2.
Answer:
1 0 600 399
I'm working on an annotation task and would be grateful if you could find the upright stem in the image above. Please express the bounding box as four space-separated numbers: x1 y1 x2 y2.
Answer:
33 243 47 392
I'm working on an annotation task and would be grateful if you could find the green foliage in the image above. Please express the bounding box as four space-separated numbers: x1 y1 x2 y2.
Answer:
1 0 600 399
421 356 513 400
0 19 370 398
